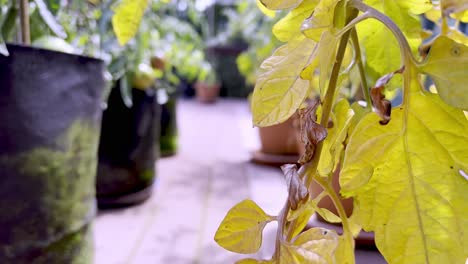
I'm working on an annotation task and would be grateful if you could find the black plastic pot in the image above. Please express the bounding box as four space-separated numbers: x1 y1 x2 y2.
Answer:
160 93 178 157
0 44 104 263
96 84 161 208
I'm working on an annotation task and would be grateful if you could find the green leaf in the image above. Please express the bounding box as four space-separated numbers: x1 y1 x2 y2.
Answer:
301 0 340 42
252 37 317 126
280 227 339 263
318 99 354 176
418 36 468 110
215 199 275 254
260 0 304 10
340 89 468 263
357 0 422 90
112 0 149 46
272 0 319 42
33 0 67 38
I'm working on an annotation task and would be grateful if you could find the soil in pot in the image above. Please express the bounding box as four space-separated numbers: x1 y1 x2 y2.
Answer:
96 84 161 208
0 44 104 263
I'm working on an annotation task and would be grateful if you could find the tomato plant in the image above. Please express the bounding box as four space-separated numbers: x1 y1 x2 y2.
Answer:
215 0 468 263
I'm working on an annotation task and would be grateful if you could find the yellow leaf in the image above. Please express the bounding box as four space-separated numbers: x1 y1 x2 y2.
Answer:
112 0 149 45
395 0 433 14
280 228 339 263
252 37 317 126
318 99 354 176
446 27 468 46
215 199 274 254
260 0 304 10
418 36 468 110
257 0 277 18
441 0 468 21
341 88 468 263
357 0 421 90
301 0 340 42
273 0 319 42
236 258 274 264
335 233 355 264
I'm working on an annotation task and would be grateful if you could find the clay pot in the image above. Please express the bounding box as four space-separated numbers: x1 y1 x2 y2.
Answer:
194 81 221 103
259 117 299 155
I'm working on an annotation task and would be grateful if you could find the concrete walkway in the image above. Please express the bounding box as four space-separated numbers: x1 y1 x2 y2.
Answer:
94 99 386 264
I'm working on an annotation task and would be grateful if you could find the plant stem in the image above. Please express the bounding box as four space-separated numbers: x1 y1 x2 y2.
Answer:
350 28 372 109
350 0 415 65
19 0 30 45
283 8 358 243
304 12 356 189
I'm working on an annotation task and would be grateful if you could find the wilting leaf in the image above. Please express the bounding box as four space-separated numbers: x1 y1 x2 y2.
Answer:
279 227 339 263
215 199 275 254
33 0 67 38
252 37 317 126
370 67 404 125
341 86 468 263
418 36 468 110
282 164 309 210
297 100 328 164
301 0 340 42
112 0 149 45
273 0 319 42
260 0 304 10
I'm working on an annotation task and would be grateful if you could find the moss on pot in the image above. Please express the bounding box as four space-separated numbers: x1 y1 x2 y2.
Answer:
0 121 100 263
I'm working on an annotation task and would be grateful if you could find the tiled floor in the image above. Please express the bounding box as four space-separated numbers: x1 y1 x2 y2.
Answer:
94 99 386 264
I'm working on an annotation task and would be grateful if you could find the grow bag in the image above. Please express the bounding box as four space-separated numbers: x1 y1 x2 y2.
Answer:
96 85 161 208
160 93 178 157
0 44 105 263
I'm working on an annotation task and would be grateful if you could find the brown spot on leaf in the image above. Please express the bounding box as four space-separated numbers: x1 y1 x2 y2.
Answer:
281 164 309 210
371 66 405 125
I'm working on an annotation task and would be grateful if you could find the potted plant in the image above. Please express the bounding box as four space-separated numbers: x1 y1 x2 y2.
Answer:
0 0 105 262
215 1 468 264
87 1 164 208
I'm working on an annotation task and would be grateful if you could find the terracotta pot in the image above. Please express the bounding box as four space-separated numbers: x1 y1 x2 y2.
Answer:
259 117 300 155
194 81 221 103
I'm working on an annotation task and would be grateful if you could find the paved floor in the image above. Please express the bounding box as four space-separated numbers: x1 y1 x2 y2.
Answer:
94 99 386 264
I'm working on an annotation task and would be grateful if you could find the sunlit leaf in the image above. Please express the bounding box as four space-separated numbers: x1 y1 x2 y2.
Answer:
112 0 149 45
341 86 468 263
252 37 317 126
280 227 339 263
260 0 304 10
215 199 275 254
301 0 340 42
318 100 354 176
335 233 355 264
357 0 421 90
418 36 468 110
257 0 277 17
273 0 319 42
33 0 67 38
395 0 433 14
236 258 274 264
